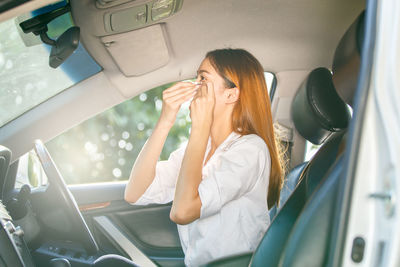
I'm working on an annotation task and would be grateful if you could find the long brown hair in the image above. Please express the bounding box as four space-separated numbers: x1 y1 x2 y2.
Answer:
206 48 284 209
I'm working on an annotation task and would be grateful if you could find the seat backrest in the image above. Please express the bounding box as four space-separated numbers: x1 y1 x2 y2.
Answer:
279 162 307 205
268 162 307 219
279 156 345 267
278 11 365 267
250 10 365 267
0 145 12 200
268 66 350 219
251 131 346 267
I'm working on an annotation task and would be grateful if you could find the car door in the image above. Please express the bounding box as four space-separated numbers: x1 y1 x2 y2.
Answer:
41 82 187 266
69 182 185 267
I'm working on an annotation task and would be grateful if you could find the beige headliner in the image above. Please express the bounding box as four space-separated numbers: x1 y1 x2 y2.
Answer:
73 0 365 97
0 0 365 161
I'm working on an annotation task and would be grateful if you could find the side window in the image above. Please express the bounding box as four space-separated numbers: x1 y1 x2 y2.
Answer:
44 83 190 185
41 73 275 185
264 72 276 100
304 141 321 161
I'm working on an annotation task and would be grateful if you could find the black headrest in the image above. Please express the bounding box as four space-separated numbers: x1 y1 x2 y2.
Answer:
332 11 365 107
291 68 351 145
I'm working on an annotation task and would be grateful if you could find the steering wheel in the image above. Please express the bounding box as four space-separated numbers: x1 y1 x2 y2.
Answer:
34 140 99 255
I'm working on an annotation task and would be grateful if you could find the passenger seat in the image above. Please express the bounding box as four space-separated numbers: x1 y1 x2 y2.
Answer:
250 11 364 266
203 10 365 267
269 66 351 219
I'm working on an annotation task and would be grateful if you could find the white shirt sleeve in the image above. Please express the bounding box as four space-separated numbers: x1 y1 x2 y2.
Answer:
132 144 186 205
198 136 270 219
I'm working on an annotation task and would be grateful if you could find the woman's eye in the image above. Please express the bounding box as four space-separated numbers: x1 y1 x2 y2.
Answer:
199 75 205 81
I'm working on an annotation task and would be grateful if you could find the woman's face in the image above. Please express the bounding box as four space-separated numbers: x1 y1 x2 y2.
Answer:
195 58 238 118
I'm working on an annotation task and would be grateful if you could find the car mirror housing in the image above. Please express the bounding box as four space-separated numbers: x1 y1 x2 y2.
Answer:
19 4 80 69
49 26 80 68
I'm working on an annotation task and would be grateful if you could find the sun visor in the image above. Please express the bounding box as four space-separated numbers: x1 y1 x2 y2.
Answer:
101 24 169 76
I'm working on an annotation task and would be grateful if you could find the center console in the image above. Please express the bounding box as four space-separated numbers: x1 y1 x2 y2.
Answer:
0 200 104 267
33 241 101 267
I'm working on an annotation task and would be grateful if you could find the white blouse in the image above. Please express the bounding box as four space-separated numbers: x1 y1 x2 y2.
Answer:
132 131 271 266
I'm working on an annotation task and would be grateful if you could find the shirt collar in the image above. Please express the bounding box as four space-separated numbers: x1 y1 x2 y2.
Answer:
207 131 242 153
220 131 242 151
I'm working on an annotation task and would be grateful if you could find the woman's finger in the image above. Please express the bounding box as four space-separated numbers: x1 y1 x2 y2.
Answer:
206 82 215 100
164 81 193 91
191 85 201 101
162 82 186 94
180 90 198 103
197 83 206 98
167 87 198 103
163 84 198 98
164 81 197 92
163 81 198 93
163 87 197 100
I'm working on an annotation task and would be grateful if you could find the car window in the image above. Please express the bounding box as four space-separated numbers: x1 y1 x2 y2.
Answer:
15 73 275 186
304 141 321 161
45 82 189 185
264 72 275 100
0 5 101 127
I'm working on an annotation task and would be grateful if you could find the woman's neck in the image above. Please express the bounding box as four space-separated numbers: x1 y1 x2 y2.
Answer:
210 111 233 150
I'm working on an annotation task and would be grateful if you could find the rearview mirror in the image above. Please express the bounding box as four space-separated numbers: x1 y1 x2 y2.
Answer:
18 4 79 68
49 26 80 68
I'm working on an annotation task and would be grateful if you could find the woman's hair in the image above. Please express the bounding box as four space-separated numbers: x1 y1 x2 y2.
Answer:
206 48 284 209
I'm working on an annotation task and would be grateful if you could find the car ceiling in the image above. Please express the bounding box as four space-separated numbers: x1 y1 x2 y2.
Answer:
0 0 365 161
72 0 365 97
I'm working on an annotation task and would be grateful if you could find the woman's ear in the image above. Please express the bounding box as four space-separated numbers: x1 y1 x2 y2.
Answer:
225 87 240 104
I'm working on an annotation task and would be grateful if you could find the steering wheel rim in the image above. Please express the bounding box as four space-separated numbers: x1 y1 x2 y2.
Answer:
34 139 99 255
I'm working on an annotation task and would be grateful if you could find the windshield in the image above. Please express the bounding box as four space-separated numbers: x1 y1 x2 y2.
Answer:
0 3 101 127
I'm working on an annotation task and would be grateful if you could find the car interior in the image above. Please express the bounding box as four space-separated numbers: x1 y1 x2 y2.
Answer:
0 0 370 266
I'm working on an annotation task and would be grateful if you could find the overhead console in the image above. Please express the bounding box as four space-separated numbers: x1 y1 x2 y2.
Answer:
86 0 184 77
98 0 183 33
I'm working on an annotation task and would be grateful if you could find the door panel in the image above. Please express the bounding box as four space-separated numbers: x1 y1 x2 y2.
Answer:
115 205 182 249
69 182 184 266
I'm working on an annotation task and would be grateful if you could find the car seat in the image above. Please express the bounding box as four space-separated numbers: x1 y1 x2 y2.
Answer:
269 65 351 220
203 10 365 267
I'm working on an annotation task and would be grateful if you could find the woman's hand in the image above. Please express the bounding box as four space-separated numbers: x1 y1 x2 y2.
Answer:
170 82 215 225
159 82 199 127
189 82 215 131
126 82 198 204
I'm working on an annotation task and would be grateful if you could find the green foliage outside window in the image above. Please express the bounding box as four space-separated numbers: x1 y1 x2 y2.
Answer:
46 83 192 185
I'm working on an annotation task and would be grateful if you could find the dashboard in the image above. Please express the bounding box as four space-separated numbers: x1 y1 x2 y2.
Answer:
1 190 102 267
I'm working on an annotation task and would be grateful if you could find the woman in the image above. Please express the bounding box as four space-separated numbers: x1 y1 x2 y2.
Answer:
124 48 283 266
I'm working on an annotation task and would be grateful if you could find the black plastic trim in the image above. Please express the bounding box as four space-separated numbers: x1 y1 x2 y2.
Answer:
201 252 253 267
0 0 30 13
329 0 378 266
32 241 102 267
